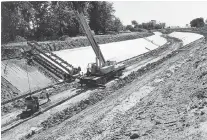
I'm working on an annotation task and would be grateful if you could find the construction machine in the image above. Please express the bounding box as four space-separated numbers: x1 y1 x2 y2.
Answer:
27 41 81 81
19 96 40 119
73 2 125 87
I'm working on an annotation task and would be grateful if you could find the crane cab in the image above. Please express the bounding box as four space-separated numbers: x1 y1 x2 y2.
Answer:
86 60 117 76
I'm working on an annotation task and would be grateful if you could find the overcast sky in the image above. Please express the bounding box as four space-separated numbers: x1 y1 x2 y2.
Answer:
112 1 207 27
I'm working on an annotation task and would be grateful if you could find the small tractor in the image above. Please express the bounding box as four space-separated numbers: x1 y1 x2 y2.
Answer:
19 96 40 119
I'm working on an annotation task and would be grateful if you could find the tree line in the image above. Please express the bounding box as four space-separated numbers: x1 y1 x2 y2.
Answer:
1 1 124 43
190 17 206 28
2 1 207 44
125 20 166 31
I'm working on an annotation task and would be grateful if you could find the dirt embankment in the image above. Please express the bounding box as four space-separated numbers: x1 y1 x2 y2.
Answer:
103 39 207 140
1 77 20 102
2 32 153 60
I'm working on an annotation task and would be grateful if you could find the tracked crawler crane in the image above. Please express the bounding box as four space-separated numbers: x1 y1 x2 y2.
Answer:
73 2 125 87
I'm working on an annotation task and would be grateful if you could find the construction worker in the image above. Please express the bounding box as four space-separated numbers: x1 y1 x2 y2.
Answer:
77 66 81 73
46 92 51 102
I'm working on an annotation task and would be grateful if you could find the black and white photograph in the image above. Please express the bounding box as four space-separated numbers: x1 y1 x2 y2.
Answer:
1 1 207 139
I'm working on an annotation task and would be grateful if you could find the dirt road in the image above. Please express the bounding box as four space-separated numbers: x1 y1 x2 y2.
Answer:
28 38 207 140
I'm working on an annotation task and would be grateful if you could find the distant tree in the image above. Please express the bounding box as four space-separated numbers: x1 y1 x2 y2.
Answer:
148 22 154 29
161 23 166 29
142 23 147 29
52 1 83 37
1 2 33 43
122 25 126 31
99 1 115 33
125 25 134 31
1 1 120 43
88 1 115 34
142 22 153 30
205 19 207 24
87 2 101 34
110 17 123 32
190 17 205 28
154 24 161 29
29 1 50 40
140 21 165 30
137 24 143 28
131 20 138 28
